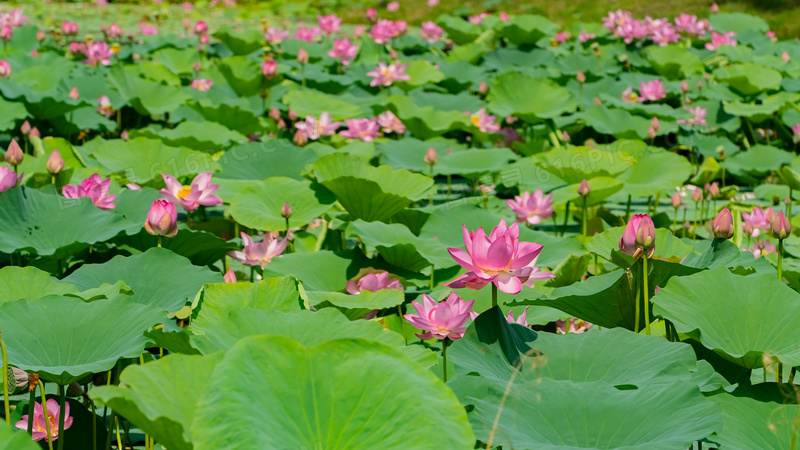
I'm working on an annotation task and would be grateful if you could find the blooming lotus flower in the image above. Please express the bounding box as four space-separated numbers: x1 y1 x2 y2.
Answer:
602 9 633 31
578 29 596 42
346 271 403 294
621 87 639 103
369 20 398 44
0 25 12 43
62 173 116 210
376 110 405 134
294 112 341 140
107 23 123 38
228 231 288 268
713 208 734 239
81 42 113 66
138 22 158 36
261 60 278 78
651 23 679 46
0 166 21 192
742 207 774 237
2 8 28 27
223 269 237 283
159 173 223 212
317 14 341 36
555 31 570 44
616 19 647 44
446 219 554 295
47 150 64 174
144 199 178 238
466 108 500 133
15 399 72 441
0 60 10 77
367 62 410 87
294 25 321 43
507 190 554 225
327 38 358 65
339 118 381 142
556 318 593 334
750 239 777 259
638 80 666 102
97 96 114 118
706 31 737 50
468 13 489 25
61 21 79 35
674 14 709 36
387 1 400 12
193 20 208 35
393 21 408 36
366 8 378 22
190 79 213 91
265 27 290 44
404 292 475 340
620 214 655 259
507 306 530 327
677 106 707 126
420 21 444 43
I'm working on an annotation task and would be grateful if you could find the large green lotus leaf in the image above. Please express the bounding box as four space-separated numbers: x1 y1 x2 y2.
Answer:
346 219 454 271
0 95 28 131
188 101 262 135
468 378 720 449
213 27 264 55
446 30 498 64
436 14 482 45
304 289 405 311
726 145 793 177
218 56 276 97
709 394 797 449
150 47 198 75
282 89 366 121
112 226 237 267
493 14 558 45
260 250 357 292
192 336 474 448
653 268 800 369
582 105 652 139
408 90 483 114
216 140 317 182
190 277 302 333
646 45 705 80
714 63 782 96
396 60 444 90
723 94 796 122
81 137 220 184
64 248 222 312
0 296 164 385
619 149 692 198
488 72 577 120
131 121 247 153
0 266 78 304
533 144 635 184
229 177 336 231
500 157 569 193
91 353 223 450
0 420 40 450
310 153 433 222
709 12 769 33
388 94 472 139
107 65 191 116
191 307 434 367
548 176 623 206
0 186 137 258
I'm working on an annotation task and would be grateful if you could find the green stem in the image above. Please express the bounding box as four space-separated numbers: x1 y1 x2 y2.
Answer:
441 339 448 382
634 277 641 334
40 382 54 450
673 208 678 235
790 188 794 221
642 256 651 335
91 398 97 450
27 388 35 434
428 165 434 206
0 335 8 424
561 201 571 237
114 415 122 450
778 239 784 281
57 385 65 450
491 283 498 308
625 195 632 222
446 174 451 201
692 201 699 240
552 215 559 237
398 305 407 345
581 196 588 237
429 265 434 290
157 236 162 248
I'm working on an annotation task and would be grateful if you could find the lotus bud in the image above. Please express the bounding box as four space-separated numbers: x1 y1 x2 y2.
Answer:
121 130 129 140
280 202 292 219
782 51 791 62
712 207 734 239
650 116 660 133
20 121 31 135
4 139 23 166
194 20 208 35
786 196 792 206
576 71 586 83
297 48 309 65
223 269 237 283
144 199 178 238
29 127 39 139
561 130 570 142
66 381 85 398
711 2 719 13
671 192 681 209
578 179 590 197
692 186 702 202
478 81 488 95
635 217 656 251
772 211 791 240
262 59 277 78
594 97 601 106
288 109 298 121
36 30 46 42
69 87 79 99
293 129 308 146
353 25 366 39
680 80 689 92
697 80 703 89
47 150 65 174
0 25 12 43
389 49 398 60
424 147 438 165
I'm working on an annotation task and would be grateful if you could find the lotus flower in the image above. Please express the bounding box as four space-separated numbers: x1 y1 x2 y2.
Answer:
446 219 554 295
0 166 21 192
507 190 554 225
376 110 405 134
339 118 381 142
749 240 777 258
223 269 237 283
107 23 124 38
294 25 321 43
404 292 475 340
712 207 734 239
327 38 358 65
159 173 223 212
578 30 596 42
193 20 208 35
144 199 178 238
619 214 655 259
97 95 114 118
265 27 290 44
507 306 530 327
742 207 774 237
62 173 116 210
638 80 666 102
47 150 64 174
317 14 341 36
772 211 791 240
81 42 113 66
706 31 736 50
556 318 593 334
190 79 213 91
4 139 23 166
466 108 500 134
68 87 79 99
346 270 403 294
578 179 590 197
294 112 341 140
555 31 570 44
420 21 444 43
369 20 397 44
61 21 79 35
674 14 710 36
228 231 288 268
261 60 278 78
15 399 73 441
677 106 707 126
138 22 158 36
367 62 410 87
0 60 10 77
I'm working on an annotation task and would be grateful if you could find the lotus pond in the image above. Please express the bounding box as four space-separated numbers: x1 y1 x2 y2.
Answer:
1 2 800 449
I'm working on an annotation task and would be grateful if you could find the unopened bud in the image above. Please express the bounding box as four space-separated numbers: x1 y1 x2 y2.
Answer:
671 192 681 209
293 129 308 146
712 207 734 239
424 147 438 165
297 48 309 65
4 139 23 166
281 202 292 218
47 149 65 174
576 71 586 83
578 179 590 197
772 211 791 240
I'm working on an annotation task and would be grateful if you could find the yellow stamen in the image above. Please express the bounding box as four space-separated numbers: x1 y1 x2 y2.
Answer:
177 185 192 199
471 116 480 125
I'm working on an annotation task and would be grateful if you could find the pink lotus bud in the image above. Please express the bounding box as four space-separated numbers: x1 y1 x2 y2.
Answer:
262 59 277 78
20 121 31 135
680 80 689 92
705 182 720 197
280 202 292 218
47 150 64 174
293 129 308 146
684 220 691 229
4 139 23 166
712 207 734 239
353 25 366 39
194 20 208 35
68 87 79 99
671 192 682 209
389 49 398 60
692 187 702 202
126 183 142 190
121 130 129 140
782 51 791 62
193 61 201 72
478 81 488 95
787 196 792 205
576 71 586 83
0 26 13 43
711 2 719 13
269 108 281 121
223 269 237 283
366 8 378 22
697 80 703 89
29 127 39 139
297 48 309 65
424 147 438 165
36 30 46 42
650 116 660 132
144 199 178 238
635 216 656 252
594 97 601 105
561 130 570 142
288 109 298 121
772 210 791 240
578 179 590 197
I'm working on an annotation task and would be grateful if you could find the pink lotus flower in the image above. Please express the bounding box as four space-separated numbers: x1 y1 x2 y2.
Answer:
706 31 737 50
468 13 489 25
507 306 530 327
638 80 667 102
5 139 22 166
223 269 237 283
555 31 570 44
159 173 223 212
15 399 72 442
346 271 403 294
387 1 400 12
107 23 124 38
0 166 21 192
369 20 397 44
467 108 500 133
507 190 554 225
420 21 444 43
651 23 679 46
328 38 358 65
294 24 321 43
711 3 719 13
317 14 341 36
0 60 10 77
578 29 596 42
294 112 341 140
144 199 178 238
353 25 366 39
616 19 647 44
427 0 439 6
193 20 208 35
228 231 288 268
68 87 79 99
619 214 655 259
446 219 554 294
2 8 28 27
749 239 776 258
81 42 113 66
62 173 116 210
366 8 378 22
265 27 290 44
262 60 278 78
742 207 775 237
768 30 777 40
377 110 405 134
556 318 594 334
47 150 64 174
97 95 114 118
62 21 79 36
674 14 709 36
367 61 410 87
602 9 633 31
190 79 214 91
404 292 475 340
0 25 12 43
677 106 707 126
339 118 381 142
138 22 158 36
499 12 509 21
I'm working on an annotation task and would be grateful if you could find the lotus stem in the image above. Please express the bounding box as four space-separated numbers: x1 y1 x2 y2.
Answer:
441 339 448 382
790 188 794 221
446 174 451 201
778 239 784 281
57 385 66 450
634 283 641 334
642 256 651 335
581 196 588 237
561 201 570 237
673 208 678 235
0 335 8 424
777 362 784 384
429 265 434 290
157 236 162 248
40 381 54 450
27 388 34 434
114 415 122 450
625 195 632 222
693 201 699 240
491 283 498 308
